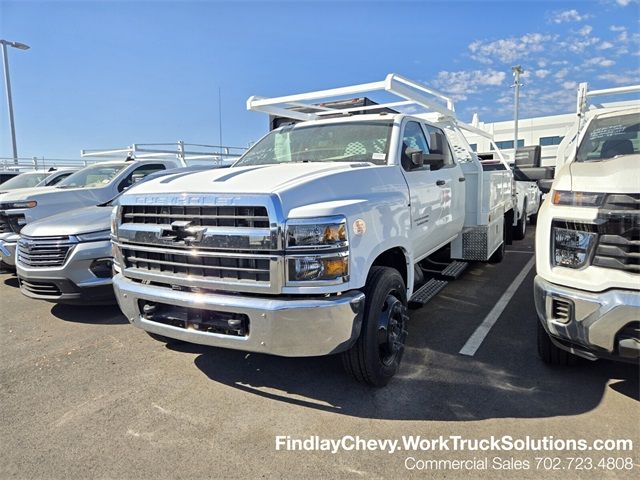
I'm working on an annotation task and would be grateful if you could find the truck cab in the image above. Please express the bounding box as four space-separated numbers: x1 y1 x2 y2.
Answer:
0 159 178 267
534 83 640 364
110 74 514 386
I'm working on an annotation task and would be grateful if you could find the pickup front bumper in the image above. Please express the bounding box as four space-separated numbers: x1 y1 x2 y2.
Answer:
534 275 640 362
113 273 365 357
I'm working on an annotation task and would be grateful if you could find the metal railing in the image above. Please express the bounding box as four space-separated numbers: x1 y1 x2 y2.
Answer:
0 156 97 172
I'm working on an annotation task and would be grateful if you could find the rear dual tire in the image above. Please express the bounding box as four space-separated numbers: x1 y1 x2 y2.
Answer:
513 202 527 241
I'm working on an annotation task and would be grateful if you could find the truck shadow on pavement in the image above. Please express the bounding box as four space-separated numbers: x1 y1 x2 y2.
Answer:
50 304 128 325
167 339 638 421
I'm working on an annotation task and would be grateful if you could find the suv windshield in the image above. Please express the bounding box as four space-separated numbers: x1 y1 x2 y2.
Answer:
576 112 639 162
0 172 48 190
57 164 126 188
235 121 393 167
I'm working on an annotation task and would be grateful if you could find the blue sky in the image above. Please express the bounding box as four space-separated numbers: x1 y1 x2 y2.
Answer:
1 0 639 159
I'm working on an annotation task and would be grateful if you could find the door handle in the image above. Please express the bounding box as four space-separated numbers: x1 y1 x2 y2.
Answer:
458 177 466 182
436 180 446 186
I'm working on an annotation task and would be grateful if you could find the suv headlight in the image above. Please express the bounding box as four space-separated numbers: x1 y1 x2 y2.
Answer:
285 217 349 284
2 200 37 209
76 230 111 242
552 226 596 269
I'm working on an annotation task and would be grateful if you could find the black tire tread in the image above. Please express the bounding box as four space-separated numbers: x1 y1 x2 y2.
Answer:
537 322 575 365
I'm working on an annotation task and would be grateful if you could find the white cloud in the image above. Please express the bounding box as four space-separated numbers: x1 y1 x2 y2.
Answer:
550 9 591 23
562 81 578 90
598 70 640 84
554 68 569 79
469 33 553 64
535 69 551 78
432 69 507 101
615 0 631 6
597 41 614 50
577 25 593 36
610 25 626 32
584 56 616 67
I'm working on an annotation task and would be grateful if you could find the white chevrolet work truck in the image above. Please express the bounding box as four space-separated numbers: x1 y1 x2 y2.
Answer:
111 74 515 386
535 83 640 364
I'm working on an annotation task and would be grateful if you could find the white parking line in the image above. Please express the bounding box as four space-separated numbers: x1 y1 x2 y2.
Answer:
459 256 536 357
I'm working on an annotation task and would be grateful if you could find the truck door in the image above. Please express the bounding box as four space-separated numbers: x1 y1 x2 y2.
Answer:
424 124 466 243
400 121 445 259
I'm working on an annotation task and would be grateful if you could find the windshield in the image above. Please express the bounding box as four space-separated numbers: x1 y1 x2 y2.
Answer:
57 163 126 188
0 172 48 190
235 121 393 167
576 112 640 162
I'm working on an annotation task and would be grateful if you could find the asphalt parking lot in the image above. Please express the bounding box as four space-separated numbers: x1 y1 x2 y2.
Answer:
1 228 638 479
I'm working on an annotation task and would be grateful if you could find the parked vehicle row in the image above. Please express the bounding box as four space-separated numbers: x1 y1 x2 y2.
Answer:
1 75 636 388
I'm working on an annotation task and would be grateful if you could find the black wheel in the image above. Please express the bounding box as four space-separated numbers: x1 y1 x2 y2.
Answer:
146 332 179 344
537 321 576 365
513 201 527 240
342 266 408 387
489 215 507 263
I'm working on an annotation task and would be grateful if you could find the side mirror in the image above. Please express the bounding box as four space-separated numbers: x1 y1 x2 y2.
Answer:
538 179 554 193
423 153 445 171
410 150 424 168
131 173 146 184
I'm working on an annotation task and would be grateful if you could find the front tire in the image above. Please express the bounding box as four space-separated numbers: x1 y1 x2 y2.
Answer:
537 322 576 365
342 266 408 387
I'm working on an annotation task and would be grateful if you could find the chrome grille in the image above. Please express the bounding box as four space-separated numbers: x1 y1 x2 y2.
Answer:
593 194 639 273
17 236 75 268
121 205 270 228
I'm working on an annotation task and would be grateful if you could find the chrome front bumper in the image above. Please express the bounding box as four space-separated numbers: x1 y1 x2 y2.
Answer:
113 273 365 357
16 240 113 303
0 233 19 267
534 275 640 361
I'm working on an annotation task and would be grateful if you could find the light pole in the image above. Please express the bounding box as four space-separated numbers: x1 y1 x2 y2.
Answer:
1 39 30 165
511 65 524 160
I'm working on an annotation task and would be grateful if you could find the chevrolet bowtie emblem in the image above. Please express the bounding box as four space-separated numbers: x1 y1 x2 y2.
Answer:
159 220 206 246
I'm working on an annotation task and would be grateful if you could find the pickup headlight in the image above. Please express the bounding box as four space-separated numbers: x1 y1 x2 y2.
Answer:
552 191 605 207
286 217 347 249
2 200 37 209
552 227 596 269
76 230 111 242
110 205 120 237
285 216 349 284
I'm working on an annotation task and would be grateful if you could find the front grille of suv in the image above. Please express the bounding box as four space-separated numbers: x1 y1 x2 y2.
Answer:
17 236 76 268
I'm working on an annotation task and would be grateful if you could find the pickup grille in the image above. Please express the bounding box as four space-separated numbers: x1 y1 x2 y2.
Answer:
17 236 75 268
0 213 25 234
121 205 270 228
593 194 640 274
122 246 271 283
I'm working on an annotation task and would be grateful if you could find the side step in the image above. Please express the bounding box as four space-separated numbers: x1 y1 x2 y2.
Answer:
439 261 468 280
409 279 448 309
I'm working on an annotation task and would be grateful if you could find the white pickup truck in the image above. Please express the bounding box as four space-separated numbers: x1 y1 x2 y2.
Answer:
0 159 178 267
111 74 515 386
535 83 640 364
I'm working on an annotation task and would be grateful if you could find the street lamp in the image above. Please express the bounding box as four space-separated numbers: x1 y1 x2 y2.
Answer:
511 65 524 160
1 39 30 164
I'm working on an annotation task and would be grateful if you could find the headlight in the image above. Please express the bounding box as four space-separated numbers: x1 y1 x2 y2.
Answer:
552 227 596 269
286 217 347 249
76 230 111 242
287 254 349 282
110 205 120 237
552 190 605 207
5 200 37 209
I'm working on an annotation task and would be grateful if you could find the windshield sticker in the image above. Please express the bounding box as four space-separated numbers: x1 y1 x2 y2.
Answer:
372 153 386 161
589 125 626 140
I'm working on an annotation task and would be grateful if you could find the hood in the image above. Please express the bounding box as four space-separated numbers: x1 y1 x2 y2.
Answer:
127 163 378 195
569 154 640 193
20 205 111 237
120 162 403 217
0 186 57 199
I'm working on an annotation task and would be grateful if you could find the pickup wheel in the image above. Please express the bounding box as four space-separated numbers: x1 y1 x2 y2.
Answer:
537 322 576 365
342 266 408 387
513 202 527 240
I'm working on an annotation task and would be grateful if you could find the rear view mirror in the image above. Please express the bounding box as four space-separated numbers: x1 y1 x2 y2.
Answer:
538 179 554 193
423 153 445 171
